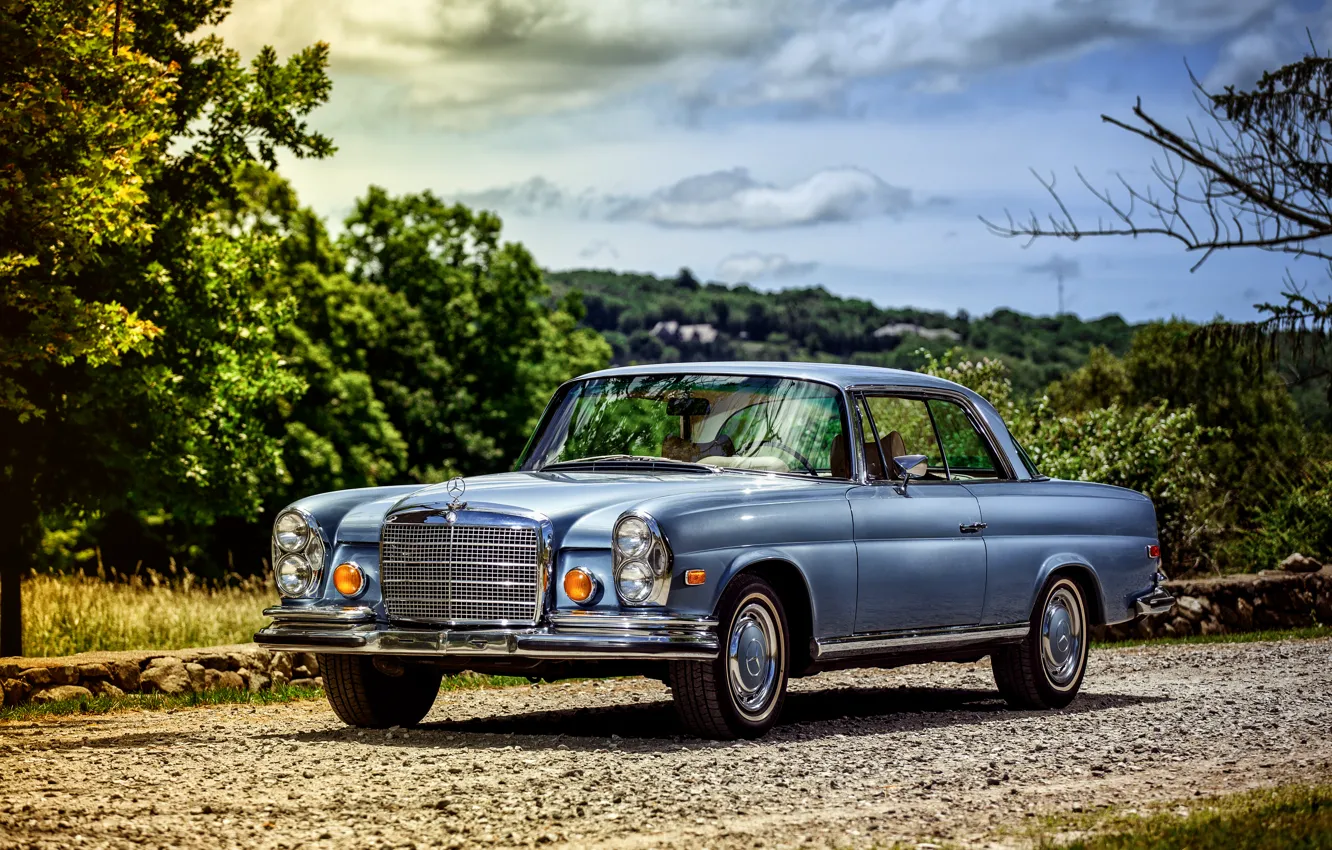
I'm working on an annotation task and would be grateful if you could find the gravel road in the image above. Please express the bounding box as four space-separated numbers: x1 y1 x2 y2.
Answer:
2 638 1330 850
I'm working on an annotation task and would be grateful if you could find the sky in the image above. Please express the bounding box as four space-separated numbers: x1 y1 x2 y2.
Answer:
216 0 1332 323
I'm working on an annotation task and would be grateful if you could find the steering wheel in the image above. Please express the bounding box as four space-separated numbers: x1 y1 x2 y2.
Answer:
756 437 819 476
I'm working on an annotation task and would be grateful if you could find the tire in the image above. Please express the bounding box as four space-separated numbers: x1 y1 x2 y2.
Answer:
668 574 790 739
319 654 443 728
992 575 1089 709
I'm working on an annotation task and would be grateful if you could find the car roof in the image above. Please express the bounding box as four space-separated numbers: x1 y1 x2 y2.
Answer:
576 361 966 393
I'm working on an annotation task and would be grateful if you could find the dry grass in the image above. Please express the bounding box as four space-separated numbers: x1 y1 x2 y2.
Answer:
8 569 275 658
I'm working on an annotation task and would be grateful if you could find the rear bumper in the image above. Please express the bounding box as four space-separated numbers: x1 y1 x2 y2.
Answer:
254 606 719 661
1133 585 1176 617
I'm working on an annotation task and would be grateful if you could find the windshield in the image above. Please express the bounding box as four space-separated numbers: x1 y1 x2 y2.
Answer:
520 375 852 479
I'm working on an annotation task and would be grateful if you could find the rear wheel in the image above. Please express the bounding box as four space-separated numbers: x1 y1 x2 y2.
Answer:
319 654 442 728
992 575 1089 709
669 574 789 739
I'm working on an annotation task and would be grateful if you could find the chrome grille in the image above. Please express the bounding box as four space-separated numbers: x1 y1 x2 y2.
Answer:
380 520 542 624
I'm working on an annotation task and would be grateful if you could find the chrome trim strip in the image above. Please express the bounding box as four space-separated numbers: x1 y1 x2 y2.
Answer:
548 612 718 630
263 605 377 624
254 622 719 660
1134 586 1176 617
812 624 1030 660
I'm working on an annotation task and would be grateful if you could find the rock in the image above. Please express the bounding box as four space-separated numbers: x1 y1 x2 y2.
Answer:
1280 553 1322 573
109 661 140 693
30 685 92 704
19 667 52 687
193 653 230 671
270 652 293 681
140 657 191 695
2 678 29 705
247 672 271 693
76 663 110 681
203 669 245 692
185 662 206 692
289 677 319 690
270 671 290 689
89 681 125 698
1176 596 1205 618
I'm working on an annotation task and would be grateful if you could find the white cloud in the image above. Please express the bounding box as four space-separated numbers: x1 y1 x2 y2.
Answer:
716 252 818 282
457 166 915 229
215 0 1278 124
1203 3 1332 90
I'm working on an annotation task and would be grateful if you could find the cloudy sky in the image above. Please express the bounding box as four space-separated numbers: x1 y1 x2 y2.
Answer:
217 0 1330 322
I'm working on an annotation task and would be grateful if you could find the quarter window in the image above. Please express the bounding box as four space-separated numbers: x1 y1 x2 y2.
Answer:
927 399 1003 480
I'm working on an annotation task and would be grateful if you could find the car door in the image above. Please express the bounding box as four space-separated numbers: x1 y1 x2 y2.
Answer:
847 393 987 633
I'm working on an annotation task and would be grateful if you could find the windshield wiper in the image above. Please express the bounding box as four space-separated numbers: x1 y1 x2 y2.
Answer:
540 455 722 473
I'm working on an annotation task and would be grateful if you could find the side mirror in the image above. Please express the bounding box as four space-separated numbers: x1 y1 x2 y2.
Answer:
893 454 928 493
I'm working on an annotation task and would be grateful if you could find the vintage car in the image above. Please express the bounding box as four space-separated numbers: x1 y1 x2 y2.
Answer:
256 362 1174 739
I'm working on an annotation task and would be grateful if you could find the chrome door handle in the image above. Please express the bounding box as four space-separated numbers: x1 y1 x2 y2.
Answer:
959 522 987 534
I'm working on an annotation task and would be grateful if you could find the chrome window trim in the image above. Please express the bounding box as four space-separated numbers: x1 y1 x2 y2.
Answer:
844 384 1018 482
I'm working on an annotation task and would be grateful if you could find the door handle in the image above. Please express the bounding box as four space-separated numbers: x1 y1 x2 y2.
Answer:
959 522 987 534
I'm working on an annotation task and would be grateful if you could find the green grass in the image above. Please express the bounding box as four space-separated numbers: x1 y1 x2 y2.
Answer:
1095 624 1331 649
11 569 272 657
0 671 539 722
1039 783 1332 849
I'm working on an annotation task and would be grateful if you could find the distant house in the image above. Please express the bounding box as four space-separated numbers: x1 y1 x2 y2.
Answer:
650 321 719 345
872 322 961 342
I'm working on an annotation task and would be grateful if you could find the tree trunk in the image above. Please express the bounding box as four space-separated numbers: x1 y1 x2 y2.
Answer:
0 491 38 658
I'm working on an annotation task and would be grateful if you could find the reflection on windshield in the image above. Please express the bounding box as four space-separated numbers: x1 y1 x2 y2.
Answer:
520 375 850 478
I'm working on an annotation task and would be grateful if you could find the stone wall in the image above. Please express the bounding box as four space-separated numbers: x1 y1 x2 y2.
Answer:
0 644 321 707
1093 565 1332 641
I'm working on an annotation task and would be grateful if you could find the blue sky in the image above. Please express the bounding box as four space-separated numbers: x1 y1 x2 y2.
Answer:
218 0 1331 322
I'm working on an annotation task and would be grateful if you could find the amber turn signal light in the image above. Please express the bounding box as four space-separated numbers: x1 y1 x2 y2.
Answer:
684 569 706 586
564 567 596 603
333 562 365 597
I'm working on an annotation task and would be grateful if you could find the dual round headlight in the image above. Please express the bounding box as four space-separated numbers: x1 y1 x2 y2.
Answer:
272 509 326 598
612 513 671 606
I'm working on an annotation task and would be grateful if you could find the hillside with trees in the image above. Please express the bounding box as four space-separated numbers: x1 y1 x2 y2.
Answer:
546 268 1139 395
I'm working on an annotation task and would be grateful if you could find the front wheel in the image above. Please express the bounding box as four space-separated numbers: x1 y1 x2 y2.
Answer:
668 574 790 739
992 575 1089 709
319 654 442 728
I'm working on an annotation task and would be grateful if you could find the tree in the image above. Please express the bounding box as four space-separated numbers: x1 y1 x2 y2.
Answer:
983 44 1332 339
340 188 611 479
0 0 332 654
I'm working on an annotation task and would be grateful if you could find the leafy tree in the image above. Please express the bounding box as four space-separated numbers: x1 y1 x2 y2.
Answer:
0 0 332 653
339 188 611 479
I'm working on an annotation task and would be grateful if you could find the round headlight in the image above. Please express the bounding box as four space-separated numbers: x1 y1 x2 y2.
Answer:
276 554 316 597
305 535 326 569
274 511 310 553
614 516 652 559
615 559 655 605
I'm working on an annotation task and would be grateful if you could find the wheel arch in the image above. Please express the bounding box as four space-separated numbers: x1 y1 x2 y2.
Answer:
1039 559 1107 626
719 555 816 675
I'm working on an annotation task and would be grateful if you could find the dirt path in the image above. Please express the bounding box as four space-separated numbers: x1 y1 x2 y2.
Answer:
2 638 1330 849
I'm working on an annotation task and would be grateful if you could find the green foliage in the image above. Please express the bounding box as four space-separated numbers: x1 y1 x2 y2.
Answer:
1219 474 1332 570
340 188 611 479
547 269 1137 395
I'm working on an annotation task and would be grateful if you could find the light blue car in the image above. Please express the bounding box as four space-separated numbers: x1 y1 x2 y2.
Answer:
256 363 1174 739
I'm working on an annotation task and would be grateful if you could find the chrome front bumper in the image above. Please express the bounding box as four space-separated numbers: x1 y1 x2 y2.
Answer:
254 606 719 661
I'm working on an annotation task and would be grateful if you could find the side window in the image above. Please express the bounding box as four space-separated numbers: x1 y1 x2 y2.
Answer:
860 395 946 480
927 399 1002 480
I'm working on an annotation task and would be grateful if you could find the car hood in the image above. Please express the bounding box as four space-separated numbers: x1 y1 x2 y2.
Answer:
335 470 836 547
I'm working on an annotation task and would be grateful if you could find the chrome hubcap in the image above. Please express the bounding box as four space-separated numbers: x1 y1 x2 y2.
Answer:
727 600 779 716
1041 585 1084 688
